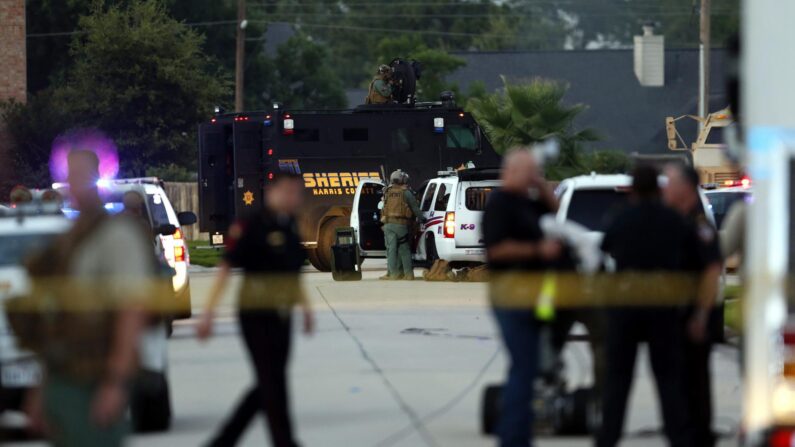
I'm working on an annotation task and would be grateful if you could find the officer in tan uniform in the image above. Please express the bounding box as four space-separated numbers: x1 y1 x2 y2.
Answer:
365 64 393 105
380 169 420 280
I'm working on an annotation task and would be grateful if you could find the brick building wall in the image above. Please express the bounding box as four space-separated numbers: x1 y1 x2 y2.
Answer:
0 0 26 102
0 0 26 193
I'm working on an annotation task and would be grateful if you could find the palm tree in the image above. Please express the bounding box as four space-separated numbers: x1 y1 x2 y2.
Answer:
468 76 626 179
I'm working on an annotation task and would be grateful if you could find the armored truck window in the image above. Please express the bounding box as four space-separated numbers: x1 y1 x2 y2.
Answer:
446 125 477 151
421 183 437 211
343 128 369 142
434 184 450 211
295 128 320 142
391 128 412 152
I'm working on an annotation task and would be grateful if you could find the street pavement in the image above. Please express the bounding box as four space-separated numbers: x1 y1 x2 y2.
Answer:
4 260 742 446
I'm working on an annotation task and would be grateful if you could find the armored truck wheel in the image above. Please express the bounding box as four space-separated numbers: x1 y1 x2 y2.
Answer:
310 216 348 272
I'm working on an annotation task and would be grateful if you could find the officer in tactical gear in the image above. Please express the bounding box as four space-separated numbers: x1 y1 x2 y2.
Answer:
365 64 393 105
380 169 420 280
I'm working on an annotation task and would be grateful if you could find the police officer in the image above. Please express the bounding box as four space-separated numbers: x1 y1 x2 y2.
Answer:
365 64 393 104
197 172 315 447
380 169 420 280
482 148 561 447
663 163 722 447
597 165 693 447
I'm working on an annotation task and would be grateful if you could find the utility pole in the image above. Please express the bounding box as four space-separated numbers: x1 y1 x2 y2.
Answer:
235 0 246 112
698 0 711 126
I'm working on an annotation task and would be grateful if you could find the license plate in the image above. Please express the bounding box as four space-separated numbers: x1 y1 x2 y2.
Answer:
1 361 42 388
211 234 224 245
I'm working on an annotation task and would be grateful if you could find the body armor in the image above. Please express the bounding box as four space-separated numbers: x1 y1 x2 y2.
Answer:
381 185 414 224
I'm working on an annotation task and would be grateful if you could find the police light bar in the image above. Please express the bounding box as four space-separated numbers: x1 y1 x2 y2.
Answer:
264 115 273 127
433 117 445 133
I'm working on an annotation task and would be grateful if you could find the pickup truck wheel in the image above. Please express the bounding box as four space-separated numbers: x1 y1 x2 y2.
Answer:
425 233 439 268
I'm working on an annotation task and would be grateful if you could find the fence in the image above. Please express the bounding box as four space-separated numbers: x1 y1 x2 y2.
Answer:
161 182 206 241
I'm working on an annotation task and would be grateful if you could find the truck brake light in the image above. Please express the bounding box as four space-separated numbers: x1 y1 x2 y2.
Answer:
769 428 795 447
444 212 455 238
174 245 185 263
173 228 183 240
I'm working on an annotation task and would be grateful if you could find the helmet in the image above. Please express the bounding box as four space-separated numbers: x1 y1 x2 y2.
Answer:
390 169 406 184
378 64 392 75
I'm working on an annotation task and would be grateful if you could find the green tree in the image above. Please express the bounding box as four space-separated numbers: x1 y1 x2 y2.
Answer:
263 34 347 109
4 0 229 189
467 77 627 179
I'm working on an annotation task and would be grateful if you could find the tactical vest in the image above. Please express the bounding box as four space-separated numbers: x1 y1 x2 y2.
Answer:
382 185 413 224
365 75 390 104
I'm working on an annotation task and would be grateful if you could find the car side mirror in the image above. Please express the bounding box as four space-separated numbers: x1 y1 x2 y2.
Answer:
177 211 197 226
156 224 177 236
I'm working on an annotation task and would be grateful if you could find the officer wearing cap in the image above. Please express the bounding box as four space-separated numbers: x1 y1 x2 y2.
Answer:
663 162 723 447
365 64 393 105
598 164 703 447
380 169 420 280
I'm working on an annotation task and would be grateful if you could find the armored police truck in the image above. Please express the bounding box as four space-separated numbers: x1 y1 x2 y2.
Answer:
197 99 501 271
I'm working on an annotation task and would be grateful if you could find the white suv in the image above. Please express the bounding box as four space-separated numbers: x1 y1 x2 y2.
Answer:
351 168 500 266
55 178 196 323
0 206 69 415
0 197 178 432
555 173 716 260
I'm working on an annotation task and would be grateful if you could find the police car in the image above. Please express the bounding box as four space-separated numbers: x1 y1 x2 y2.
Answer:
555 173 716 245
350 168 500 265
702 178 752 229
0 202 69 415
54 178 197 323
0 187 180 432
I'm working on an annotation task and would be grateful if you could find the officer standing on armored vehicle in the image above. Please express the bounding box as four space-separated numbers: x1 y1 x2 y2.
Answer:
365 64 393 105
380 169 420 280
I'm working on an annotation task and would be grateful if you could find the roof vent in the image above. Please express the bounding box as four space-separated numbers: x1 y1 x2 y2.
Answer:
634 22 664 87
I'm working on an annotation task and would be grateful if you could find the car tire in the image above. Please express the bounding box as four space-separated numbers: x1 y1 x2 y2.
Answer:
310 216 348 272
425 233 439 268
481 384 502 435
131 370 172 433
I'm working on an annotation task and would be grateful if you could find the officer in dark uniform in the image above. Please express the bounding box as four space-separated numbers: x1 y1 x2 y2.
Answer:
597 165 694 447
483 149 561 447
663 163 723 447
197 172 315 447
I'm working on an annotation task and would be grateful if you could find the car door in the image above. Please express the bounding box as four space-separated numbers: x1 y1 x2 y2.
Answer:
454 181 498 248
351 179 386 257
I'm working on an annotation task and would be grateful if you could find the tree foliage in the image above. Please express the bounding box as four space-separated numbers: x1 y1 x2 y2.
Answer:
467 77 628 179
3 0 228 188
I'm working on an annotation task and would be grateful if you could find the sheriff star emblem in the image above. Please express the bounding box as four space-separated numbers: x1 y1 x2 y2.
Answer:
242 190 255 206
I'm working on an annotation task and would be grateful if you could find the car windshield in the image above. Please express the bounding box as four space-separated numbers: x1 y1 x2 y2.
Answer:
707 191 750 228
567 189 629 232
0 233 60 266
